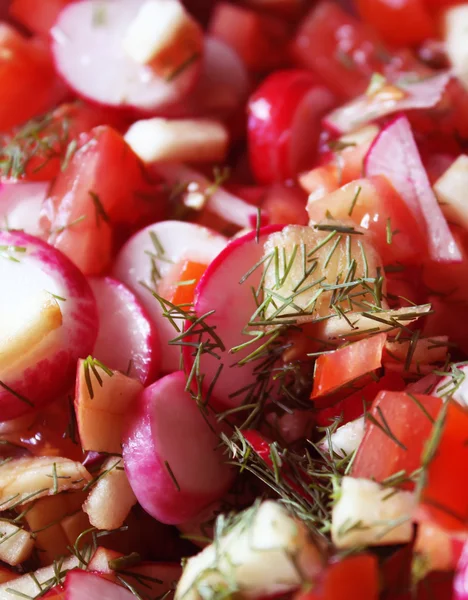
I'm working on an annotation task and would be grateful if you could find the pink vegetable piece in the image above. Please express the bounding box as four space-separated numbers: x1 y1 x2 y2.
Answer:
0 230 98 420
51 0 201 116
0 181 48 238
365 116 461 263
89 277 160 384
183 226 283 409
123 371 234 524
64 570 134 600
454 541 468 600
323 71 451 135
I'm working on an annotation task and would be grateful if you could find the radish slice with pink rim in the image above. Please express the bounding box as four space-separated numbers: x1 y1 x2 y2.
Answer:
64 570 134 600
153 163 262 229
113 220 227 373
323 71 451 135
0 231 98 420
122 371 234 524
88 276 160 384
0 182 49 238
51 0 201 115
183 226 283 410
365 115 461 263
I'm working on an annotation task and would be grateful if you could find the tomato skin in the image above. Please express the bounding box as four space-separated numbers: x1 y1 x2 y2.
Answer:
0 25 65 131
352 391 442 489
296 554 379 600
356 0 435 47
9 0 73 35
311 334 387 399
41 126 165 275
418 401 468 531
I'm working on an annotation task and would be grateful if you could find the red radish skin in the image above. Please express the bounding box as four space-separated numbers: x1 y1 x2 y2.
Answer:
365 116 461 263
113 221 227 373
64 570 134 600
123 371 234 524
183 226 283 410
0 182 48 238
247 71 337 184
51 0 201 116
0 231 98 420
89 277 160 384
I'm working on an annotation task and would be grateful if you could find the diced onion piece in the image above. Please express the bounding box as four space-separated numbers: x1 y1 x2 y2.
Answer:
125 118 228 164
320 417 365 458
433 155 468 228
443 5 468 91
0 522 33 566
123 0 202 79
331 477 415 549
175 501 323 600
0 457 91 510
83 457 137 530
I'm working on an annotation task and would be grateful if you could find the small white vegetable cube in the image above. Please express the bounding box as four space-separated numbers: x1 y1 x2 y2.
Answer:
176 500 324 600
123 0 202 77
320 417 365 458
0 522 34 566
124 118 229 164
332 477 415 549
444 5 468 90
434 155 468 228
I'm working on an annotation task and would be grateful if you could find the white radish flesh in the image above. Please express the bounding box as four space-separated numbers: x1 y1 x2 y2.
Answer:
433 155 468 228
51 0 201 115
320 417 365 458
184 226 283 409
113 221 227 373
0 182 48 238
331 477 415 549
122 371 234 524
125 118 229 164
443 5 468 91
0 522 33 566
89 276 160 384
0 230 98 420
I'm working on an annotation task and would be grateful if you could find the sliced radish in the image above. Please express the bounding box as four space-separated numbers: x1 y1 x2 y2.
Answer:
51 0 201 115
113 220 227 373
323 72 451 135
153 163 261 229
434 364 468 405
365 116 461 263
184 226 282 409
0 230 98 420
65 570 134 600
89 276 159 384
122 371 234 524
247 70 337 184
0 182 48 238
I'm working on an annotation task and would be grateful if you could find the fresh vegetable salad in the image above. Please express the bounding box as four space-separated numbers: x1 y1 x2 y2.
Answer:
1 0 468 598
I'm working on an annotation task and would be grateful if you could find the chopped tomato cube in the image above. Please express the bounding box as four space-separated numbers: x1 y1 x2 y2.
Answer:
356 0 435 47
10 0 73 36
311 334 387 399
0 25 65 131
315 372 406 427
418 400 468 531
159 260 207 308
296 554 379 600
352 390 442 489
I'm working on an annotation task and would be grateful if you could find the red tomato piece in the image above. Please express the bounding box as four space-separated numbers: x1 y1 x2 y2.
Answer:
352 391 442 489
423 296 468 356
10 0 73 35
307 176 426 266
418 400 468 531
297 554 379 600
0 25 64 131
291 2 394 99
158 260 207 309
356 0 435 47
311 334 387 399
247 70 336 184
209 2 291 72
262 184 308 225
315 372 406 427
40 126 164 275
